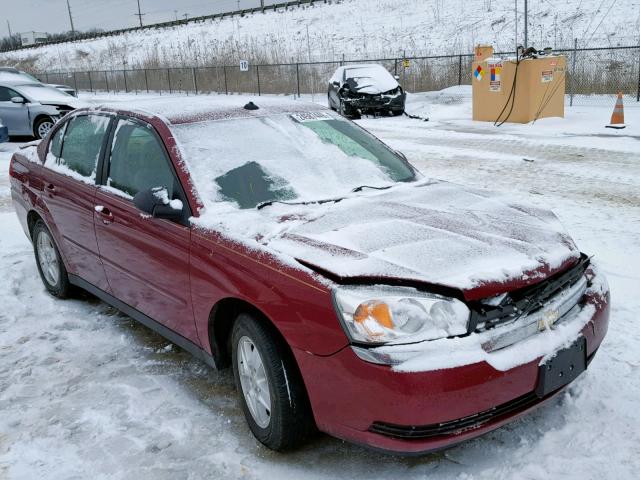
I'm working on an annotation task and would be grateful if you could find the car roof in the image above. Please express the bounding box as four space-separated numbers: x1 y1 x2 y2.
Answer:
91 94 327 125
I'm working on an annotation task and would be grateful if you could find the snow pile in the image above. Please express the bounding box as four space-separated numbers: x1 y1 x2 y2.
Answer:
0 0 637 70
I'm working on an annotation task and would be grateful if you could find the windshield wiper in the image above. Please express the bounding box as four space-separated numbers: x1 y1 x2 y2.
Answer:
257 185 394 210
256 197 345 210
351 184 393 193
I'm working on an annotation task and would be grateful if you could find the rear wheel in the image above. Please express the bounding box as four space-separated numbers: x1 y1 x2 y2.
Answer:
391 109 405 116
231 313 314 451
32 220 70 298
34 116 55 139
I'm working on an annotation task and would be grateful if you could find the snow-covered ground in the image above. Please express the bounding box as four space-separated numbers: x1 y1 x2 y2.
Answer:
1 0 638 70
1 91 639 479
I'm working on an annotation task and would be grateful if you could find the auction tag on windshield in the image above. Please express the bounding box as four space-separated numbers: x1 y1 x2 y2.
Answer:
290 112 334 123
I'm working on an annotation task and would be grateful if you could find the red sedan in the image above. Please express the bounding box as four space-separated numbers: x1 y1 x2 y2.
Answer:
9 96 610 454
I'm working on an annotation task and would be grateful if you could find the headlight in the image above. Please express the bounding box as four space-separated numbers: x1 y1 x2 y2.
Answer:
333 286 470 345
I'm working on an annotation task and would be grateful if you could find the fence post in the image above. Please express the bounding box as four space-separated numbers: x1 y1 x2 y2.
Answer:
458 55 463 85
123 69 128 93
88 71 93 93
296 63 300 98
72 71 78 93
256 65 261 95
167 68 172 94
144 68 149 93
570 38 577 107
192 67 198 94
223 65 228 95
105 71 109 92
45 72 50 83
636 46 640 102
394 58 398 76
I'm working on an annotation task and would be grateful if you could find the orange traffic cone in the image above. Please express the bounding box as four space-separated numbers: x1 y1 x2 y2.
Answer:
606 92 626 129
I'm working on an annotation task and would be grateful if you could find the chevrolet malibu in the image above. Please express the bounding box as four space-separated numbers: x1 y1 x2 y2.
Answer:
9 96 610 454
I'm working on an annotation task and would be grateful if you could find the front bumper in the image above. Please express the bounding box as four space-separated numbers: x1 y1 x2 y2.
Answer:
344 92 406 111
294 269 610 454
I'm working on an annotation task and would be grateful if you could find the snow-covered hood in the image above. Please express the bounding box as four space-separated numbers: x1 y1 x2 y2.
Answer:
345 76 399 95
266 181 580 300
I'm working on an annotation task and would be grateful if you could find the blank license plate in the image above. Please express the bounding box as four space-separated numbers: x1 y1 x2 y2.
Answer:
535 337 587 398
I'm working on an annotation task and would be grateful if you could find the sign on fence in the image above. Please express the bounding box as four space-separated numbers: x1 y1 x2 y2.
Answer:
402 58 410 68
239 60 249 72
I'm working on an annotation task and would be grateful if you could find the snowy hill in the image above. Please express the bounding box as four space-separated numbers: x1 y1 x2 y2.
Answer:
0 0 639 71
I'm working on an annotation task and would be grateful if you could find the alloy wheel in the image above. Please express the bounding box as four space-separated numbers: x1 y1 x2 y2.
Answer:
37 120 54 139
36 230 60 286
237 335 272 428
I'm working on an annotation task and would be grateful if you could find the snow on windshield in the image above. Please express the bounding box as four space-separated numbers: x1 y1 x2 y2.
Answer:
343 65 398 92
170 112 413 211
0 72 39 84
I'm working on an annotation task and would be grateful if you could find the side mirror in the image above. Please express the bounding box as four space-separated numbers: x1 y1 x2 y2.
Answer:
394 75 400 80
11 96 25 104
332 81 340 87
133 186 183 220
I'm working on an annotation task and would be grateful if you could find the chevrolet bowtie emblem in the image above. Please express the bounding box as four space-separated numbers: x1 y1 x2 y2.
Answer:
538 309 561 331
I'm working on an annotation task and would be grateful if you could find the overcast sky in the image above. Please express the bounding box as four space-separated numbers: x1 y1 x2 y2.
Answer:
3 0 273 37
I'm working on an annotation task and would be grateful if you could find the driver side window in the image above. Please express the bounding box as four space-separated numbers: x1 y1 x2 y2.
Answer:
107 119 175 199
0 87 22 102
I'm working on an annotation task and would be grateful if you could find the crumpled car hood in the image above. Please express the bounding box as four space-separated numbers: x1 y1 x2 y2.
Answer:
266 181 580 300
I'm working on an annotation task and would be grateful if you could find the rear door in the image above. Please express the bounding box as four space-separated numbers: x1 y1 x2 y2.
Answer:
93 117 197 342
0 86 30 135
42 113 112 291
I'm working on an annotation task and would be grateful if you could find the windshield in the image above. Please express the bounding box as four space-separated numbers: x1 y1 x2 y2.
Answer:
171 112 416 209
0 72 39 84
15 83 73 102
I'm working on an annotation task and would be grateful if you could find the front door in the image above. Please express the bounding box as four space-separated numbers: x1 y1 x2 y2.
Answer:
41 113 111 291
93 118 197 342
0 86 30 135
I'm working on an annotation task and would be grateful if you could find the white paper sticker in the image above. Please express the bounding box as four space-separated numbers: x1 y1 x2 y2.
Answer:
541 70 553 83
290 112 335 122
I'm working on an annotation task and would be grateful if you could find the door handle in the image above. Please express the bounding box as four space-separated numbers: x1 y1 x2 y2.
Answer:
94 205 114 224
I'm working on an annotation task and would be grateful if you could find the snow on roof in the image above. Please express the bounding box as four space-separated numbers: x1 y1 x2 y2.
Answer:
96 94 326 125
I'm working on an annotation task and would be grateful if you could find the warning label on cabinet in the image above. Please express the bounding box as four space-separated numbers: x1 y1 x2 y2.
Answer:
541 70 553 83
488 62 502 92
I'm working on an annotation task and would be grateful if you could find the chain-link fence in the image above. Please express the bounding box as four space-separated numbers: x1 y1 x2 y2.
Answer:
37 45 640 106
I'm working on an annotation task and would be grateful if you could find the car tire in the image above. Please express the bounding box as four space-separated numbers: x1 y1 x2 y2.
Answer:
32 220 70 298
392 109 405 116
328 94 336 111
231 313 315 451
34 116 55 140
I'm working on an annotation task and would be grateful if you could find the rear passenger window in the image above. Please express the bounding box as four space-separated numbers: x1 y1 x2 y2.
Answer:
107 119 175 198
59 115 110 178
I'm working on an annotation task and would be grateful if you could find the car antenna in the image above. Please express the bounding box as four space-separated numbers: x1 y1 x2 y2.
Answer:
244 101 259 110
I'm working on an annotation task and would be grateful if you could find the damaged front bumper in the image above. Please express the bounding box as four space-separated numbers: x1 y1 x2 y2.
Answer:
343 92 406 112
293 263 610 454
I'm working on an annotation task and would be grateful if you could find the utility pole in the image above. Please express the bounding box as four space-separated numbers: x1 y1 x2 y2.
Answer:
173 10 178 21
6 20 14 48
134 0 145 27
524 0 528 47
66 0 76 36
514 0 518 52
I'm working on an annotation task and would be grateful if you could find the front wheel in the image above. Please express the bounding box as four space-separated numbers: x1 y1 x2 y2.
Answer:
34 116 55 139
33 220 70 298
231 313 314 451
